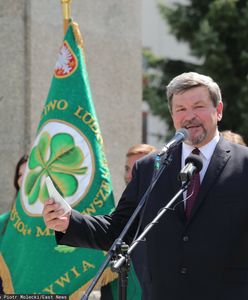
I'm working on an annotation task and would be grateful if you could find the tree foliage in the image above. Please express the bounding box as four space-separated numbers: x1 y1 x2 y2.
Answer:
143 0 248 142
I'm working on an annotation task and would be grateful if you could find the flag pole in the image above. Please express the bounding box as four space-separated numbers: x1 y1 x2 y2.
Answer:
61 0 72 34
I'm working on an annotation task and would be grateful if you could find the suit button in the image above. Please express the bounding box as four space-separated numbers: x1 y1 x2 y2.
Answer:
183 235 189 242
180 267 187 274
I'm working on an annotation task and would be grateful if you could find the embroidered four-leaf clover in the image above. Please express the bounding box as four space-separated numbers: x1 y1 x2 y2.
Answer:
25 131 87 204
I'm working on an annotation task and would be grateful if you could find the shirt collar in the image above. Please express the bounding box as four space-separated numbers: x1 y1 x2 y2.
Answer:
182 131 220 161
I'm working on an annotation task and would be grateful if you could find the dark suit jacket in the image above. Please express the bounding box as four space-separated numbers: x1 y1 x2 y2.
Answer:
57 137 248 300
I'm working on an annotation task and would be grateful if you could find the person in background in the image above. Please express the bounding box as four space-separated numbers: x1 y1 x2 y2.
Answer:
0 154 28 234
43 72 248 299
0 154 28 294
101 144 156 299
124 144 156 185
221 130 247 146
13 154 29 196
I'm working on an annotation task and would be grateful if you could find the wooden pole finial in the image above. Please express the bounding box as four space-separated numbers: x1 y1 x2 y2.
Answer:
61 0 72 34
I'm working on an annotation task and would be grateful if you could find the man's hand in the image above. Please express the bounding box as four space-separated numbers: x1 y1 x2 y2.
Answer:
42 198 70 232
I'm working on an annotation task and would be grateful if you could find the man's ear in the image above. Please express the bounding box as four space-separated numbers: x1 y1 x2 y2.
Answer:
217 101 223 121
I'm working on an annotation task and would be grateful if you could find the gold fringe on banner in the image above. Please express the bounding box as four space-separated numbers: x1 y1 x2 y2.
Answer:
70 267 118 300
0 251 117 297
0 254 14 294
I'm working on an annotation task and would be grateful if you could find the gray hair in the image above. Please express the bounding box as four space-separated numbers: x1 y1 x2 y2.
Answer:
166 72 222 112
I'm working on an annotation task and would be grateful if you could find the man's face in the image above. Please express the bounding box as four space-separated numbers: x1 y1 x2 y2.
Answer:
124 153 146 185
171 86 223 147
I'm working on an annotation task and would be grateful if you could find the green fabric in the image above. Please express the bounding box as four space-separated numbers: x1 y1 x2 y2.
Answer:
0 211 10 242
0 22 116 296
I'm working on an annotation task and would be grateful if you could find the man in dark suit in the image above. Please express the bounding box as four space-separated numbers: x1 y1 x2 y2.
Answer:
43 72 248 300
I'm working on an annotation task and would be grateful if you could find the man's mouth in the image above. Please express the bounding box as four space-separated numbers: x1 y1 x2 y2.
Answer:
185 124 201 130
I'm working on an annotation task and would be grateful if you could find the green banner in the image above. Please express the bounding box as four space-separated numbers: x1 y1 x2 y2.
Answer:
0 21 117 298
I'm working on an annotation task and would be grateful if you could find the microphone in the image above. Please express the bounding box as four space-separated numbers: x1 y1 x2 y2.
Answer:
179 154 203 182
158 128 188 157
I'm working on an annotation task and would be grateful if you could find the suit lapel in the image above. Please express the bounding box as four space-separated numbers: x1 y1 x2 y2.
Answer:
167 146 186 221
187 137 231 222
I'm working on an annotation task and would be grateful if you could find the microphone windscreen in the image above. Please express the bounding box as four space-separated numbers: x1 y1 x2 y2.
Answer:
185 154 203 173
177 128 189 140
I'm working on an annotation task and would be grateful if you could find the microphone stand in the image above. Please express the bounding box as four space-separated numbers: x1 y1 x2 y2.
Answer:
81 152 174 300
113 155 202 293
112 181 188 272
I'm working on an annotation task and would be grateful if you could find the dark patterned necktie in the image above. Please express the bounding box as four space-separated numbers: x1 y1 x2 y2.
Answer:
185 148 201 219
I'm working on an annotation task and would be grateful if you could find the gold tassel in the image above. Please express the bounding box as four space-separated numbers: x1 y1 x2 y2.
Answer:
71 21 85 52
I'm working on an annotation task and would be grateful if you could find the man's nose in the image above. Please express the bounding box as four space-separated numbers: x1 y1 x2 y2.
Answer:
184 109 196 121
